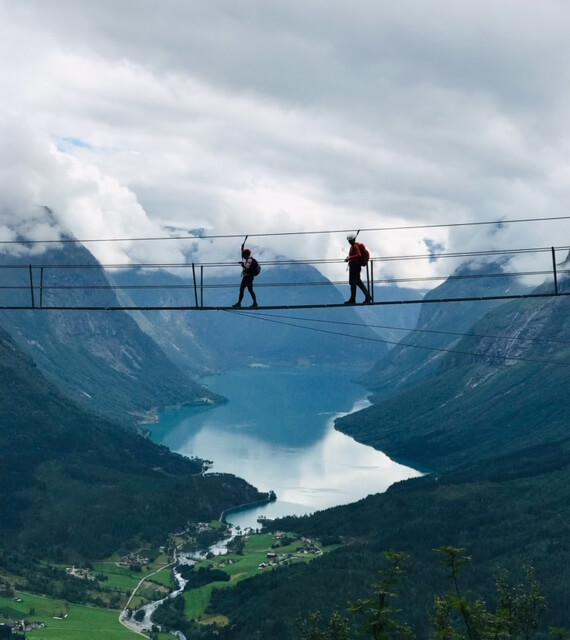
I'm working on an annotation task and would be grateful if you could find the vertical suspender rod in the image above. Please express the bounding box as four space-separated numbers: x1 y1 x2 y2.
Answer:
200 265 204 308
191 263 199 307
552 247 559 295
28 265 35 309
39 267 44 308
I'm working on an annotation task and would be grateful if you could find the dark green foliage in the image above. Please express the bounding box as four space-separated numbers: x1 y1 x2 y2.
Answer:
227 534 246 555
0 326 267 560
296 611 353 640
194 529 227 552
429 547 547 640
202 550 387 639
298 548 551 640
177 566 230 589
151 594 192 634
349 551 414 640
133 608 145 622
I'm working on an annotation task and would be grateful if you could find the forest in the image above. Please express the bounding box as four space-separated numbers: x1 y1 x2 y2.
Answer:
0 326 268 560
186 434 570 639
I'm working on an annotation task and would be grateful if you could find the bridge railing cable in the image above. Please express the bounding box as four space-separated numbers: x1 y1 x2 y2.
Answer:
0 246 569 310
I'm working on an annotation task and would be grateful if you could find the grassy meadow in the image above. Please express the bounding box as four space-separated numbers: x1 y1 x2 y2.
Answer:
0 592 135 639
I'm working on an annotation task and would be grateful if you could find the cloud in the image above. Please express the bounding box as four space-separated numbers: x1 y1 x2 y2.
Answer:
1 0 570 288
0 116 188 264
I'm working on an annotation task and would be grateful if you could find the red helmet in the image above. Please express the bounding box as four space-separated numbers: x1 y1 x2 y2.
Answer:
242 248 251 257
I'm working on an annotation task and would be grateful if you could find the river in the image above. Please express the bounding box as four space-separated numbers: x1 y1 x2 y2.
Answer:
149 365 421 529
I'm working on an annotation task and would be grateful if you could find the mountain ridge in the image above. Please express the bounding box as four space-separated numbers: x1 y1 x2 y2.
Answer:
336 274 570 473
0 242 221 425
0 324 268 559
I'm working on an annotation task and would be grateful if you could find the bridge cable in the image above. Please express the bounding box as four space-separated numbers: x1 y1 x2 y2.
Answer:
2 215 570 245
226 311 570 367
249 311 570 347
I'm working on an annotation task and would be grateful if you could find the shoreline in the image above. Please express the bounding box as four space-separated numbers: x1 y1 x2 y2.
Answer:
220 493 277 526
149 365 422 529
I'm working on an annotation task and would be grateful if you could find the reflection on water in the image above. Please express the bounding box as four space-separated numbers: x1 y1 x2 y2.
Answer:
151 367 421 529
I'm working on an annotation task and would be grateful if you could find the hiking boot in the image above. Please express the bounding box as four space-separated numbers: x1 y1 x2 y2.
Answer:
232 302 241 308
344 300 356 305
250 302 258 308
362 297 372 304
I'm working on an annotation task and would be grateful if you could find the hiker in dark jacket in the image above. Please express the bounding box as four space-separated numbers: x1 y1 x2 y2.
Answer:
233 248 258 307
344 235 372 305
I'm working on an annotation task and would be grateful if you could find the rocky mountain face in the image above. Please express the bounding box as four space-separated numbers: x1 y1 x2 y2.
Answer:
0 242 221 426
361 260 531 398
336 264 570 472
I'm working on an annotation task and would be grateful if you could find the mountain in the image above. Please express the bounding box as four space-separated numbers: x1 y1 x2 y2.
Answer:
0 242 221 425
336 271 570 472
111 261 389 369
361 259 531 399
0 325 267 559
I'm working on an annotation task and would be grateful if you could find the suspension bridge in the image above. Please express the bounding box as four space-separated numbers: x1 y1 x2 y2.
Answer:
0 245 569 311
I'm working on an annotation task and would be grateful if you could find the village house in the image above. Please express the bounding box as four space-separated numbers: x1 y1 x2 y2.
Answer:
118 553 150 569
65 566 96 581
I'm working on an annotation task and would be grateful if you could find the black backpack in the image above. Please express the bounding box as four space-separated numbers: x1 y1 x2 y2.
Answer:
250 257 261 276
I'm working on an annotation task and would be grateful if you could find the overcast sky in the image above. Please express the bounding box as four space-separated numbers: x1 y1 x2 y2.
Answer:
1 0 570 286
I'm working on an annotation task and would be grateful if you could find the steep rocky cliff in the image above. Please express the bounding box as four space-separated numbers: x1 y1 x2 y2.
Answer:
0 241 221 425
336 266 570 472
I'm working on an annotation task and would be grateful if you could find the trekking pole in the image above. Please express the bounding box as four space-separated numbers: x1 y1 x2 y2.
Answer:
240 235 248 266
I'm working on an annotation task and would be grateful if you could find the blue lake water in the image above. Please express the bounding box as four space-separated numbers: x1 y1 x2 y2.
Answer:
150 366 421 529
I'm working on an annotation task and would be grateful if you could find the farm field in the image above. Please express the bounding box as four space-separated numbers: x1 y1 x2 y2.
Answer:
0 592 135 639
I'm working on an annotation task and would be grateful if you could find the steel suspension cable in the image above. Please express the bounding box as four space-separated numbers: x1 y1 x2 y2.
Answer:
226 310 570 367
2 215 570 245
249 311 570 347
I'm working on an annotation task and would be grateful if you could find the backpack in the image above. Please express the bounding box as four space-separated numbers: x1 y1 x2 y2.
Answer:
357 243 370 266
250 257 261 276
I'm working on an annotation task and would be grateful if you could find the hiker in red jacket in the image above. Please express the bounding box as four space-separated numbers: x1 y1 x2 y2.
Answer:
344 235 372 305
